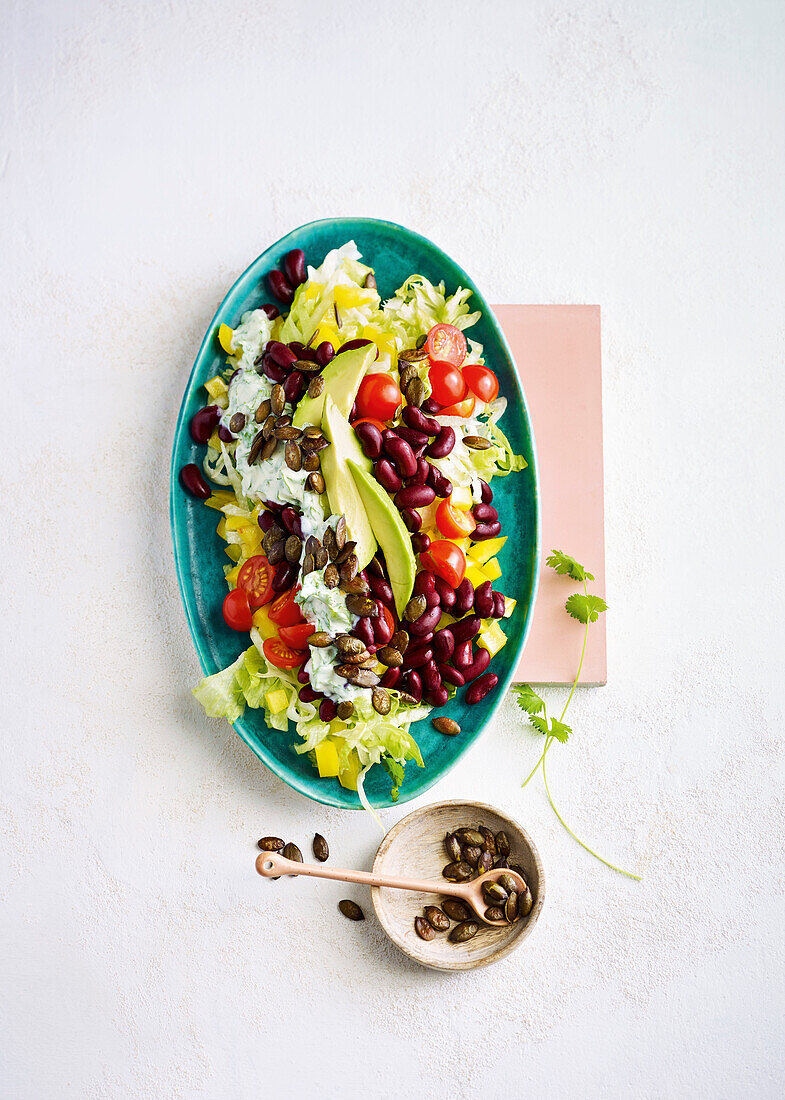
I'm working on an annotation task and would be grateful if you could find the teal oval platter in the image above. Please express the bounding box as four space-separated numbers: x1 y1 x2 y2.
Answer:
170 218 540 809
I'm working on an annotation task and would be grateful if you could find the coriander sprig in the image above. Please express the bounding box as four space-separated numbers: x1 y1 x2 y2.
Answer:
512 551 640 880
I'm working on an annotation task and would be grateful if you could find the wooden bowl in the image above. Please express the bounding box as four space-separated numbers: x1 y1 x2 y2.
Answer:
371 800 545 971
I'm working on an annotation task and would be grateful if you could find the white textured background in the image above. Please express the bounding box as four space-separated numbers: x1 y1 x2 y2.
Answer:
2 1 784 1097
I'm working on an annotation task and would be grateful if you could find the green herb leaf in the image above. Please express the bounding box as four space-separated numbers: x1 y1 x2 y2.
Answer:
548 717 572 743
546 550 595 582
565 593 608 624
381 756 405 801
511 683 545 716
529 714 549 736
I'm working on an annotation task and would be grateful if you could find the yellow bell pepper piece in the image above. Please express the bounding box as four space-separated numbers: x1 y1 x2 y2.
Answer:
225 544 241 562
303 282 322 303
449 486 473 510
225 513 252 531
329 719 347 735
464 562 489 590
205 491 236 511
216 517 228 541
334 285 376 309
469 535 507 565
315 322 341 350
217 323 235 354
252 605 278 639
503 596 517 618
363 325 396 358
477 620 507 657
264 688 289 715
207 428 222 450
204 375 228 401
315 739 340 778
483 557 502 583
338 749 362 791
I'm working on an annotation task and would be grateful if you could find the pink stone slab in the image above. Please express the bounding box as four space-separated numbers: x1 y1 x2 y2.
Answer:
492 306 607 685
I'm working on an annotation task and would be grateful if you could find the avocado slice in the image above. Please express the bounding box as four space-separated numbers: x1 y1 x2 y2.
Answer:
321 397 377 569
347 460 416 618
293 344 376 429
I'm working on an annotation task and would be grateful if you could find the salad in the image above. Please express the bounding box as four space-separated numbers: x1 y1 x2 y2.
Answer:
180 242 526 806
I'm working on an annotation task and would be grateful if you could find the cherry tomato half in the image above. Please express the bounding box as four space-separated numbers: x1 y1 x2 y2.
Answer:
425 323 466 368
355 373 402 422
222 587 253 631
279 621 315 650
268 587 305 627
463 364 499 403
438 394 476 418
237 554 274 609
428 361 467 406
436 499 477 540
420 540 467 588
263 637 307 670
350 416 387 434
380 603 395 639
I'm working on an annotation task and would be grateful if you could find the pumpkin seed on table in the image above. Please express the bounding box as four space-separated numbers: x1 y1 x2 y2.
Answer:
441 898 472 922
282 842 302 866
312 834 329 862
423 906 450 932
338 900 364 922
444 832 462 863
256 836 285 852
449 920 479 944
432 716 460 736
414 916 435 941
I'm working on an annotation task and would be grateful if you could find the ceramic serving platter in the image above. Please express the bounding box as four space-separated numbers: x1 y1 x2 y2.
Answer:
170 218 540 808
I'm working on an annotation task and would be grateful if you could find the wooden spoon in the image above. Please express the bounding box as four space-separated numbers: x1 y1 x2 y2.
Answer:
255 851 527 927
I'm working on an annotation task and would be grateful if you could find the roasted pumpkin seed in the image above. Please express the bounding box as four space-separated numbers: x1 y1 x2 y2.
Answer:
337 700 354 720
477 851 493 874
456 829 485 848
518 885 534 917
308 631 333 648
284 440 302 471
482 881 508 904
282 842 302 866
266 539 285 565
334 515 347 548
338 899 364 921
256 836 285 852
449 920 479 944
341 575 370 595
423 906 450 932
345 593 377 617
463 435 491 450
377 645 403 667
404 377 425 407
307 375 325 398
336 665 379 688
391 629 409 653
284 535 302 563
444 832 462 863
305 535 321 556
371 688 391 715
442 860 473 882
248 430 266 465
254 398 271 424
442 898 472 922
274 424 302 441
261 436 278 461
484 906 506 922
293 358 321 373
270 384 285 415
404 595 427 623
229 412 246 434
495 831 511 857
463 845 482 868
300 552 315 576
323 564 340 588
312 834 329 862
414 916 435 941
314 546 329 569
335 540 357 565
498 873 518 896
303 450 321 472
432 716 460 736
505 892 519 923
479 826 497 854
307 471 326 494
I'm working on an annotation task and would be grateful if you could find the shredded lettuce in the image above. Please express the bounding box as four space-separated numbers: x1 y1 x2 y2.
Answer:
382 275 482 352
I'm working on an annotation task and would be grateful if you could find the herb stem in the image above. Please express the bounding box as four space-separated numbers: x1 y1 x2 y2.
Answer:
559 578 590 724
522 733 552 787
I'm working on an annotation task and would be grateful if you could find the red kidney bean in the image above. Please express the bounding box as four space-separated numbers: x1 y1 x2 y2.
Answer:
180 463 210 499
395 484 435 509
299 685 322 703
268 341 298 368
401 670 422 702
350 401 358 421
273 561 296 591
432 576 456 611
402 643 433 670
316 341 335 366
424 587 440 608
269 270 294 304
427 426 455 459
352 616 375 648
190 405 220 444
374 458 402 493
263 499 283 511
439 663 465 687
401 508 422 534
384 435 417 479
432 627 455 662
466 672 499 705
355 421 383 460
422 397 442 415
453 639 473 672
474 580 494 618
427 465 452 498
472 520 502 541
421 660 441 695
288 341 305 357
336 339 372 354
218 424 234 442
297 667 310 684
410 458 430 486
403 405 441 436
410 605 442 637
414 571 436 596
452 616 482 643
412 443 428 461
372 609 393 645
463 646 490 682
263 359 288 384
479 479 493 503
396 425 428 449
381 666 401 689
258 510 276 532
368 575 393 605
366 642 380 655
280 507 301 535
261 303 280 320
412 532 431 554
319 697 338 722
492 592 506 618
283 370 305 404
454 578 475 615
473 502 498 523
283 249 306 287
426 685 449 708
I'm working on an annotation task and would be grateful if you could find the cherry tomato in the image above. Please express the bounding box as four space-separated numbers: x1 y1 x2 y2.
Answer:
222 587 253 632
428 360 467 406
237 554 274 609
350 416 387 434
380 603 395 639
438 394 476 418
355 373 402 422
268 587 305 627
425 323 466 368
420 540 467 588
436 499 477 540
263 637 307 670
463 364 499 403
279 621 315 650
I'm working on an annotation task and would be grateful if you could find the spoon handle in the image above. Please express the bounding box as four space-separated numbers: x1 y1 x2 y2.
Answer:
256 852 468 899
